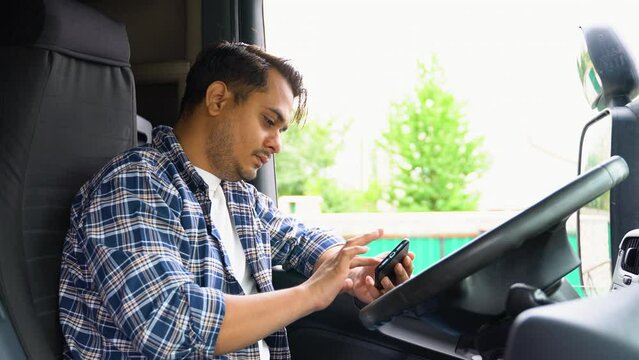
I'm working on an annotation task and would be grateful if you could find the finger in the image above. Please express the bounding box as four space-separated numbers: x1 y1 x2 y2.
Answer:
337 246 369 269
340 245 369 259
381 276 395 291
349 256 381 268
365 275 383 300
341 278 354 293
393 262 410 284
345 229 381 246
354 276 375 303
402 255 414 276
407 251 416 260
345 229 384 247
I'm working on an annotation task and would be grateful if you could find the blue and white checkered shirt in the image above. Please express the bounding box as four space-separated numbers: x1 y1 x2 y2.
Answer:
59 126 343 359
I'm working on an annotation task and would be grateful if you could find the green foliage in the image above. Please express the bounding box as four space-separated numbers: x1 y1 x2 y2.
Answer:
585 153 610 211
306 178 382 213
277 58 488 213
275 117 347 196
275 118 382 213
379 58 488 211
275 118 344 195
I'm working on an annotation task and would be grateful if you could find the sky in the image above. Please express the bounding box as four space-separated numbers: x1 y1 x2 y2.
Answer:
264 0 639 210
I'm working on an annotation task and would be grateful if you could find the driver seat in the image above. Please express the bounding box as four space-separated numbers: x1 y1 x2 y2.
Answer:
0 0 136 357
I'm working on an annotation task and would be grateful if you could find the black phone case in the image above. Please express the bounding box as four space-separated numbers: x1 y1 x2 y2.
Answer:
374 239 409 289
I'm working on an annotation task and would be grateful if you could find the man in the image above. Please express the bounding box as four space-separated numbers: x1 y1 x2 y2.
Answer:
59 41 414 359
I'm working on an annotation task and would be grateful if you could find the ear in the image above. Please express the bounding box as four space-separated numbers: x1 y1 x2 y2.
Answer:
204 81 231 116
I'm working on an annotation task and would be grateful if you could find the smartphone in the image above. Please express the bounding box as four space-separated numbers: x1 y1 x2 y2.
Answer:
374 239 410 289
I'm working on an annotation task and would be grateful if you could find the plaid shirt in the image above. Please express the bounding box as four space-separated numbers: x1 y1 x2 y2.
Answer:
59 126 343 359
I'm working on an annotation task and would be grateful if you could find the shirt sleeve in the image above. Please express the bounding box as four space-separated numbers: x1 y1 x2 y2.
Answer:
251 187 345 277
82 164 224 359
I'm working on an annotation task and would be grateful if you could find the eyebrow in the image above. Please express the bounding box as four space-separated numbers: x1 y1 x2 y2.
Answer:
267 107 289 132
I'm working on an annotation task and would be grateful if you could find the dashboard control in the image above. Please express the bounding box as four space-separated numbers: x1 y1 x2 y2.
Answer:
612 229 639 289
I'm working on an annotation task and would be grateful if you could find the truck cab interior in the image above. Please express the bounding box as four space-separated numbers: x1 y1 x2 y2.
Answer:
1 1 639 359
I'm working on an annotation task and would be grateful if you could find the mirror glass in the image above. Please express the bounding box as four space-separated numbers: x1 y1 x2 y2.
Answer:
577 113 613 296
577 34 603 109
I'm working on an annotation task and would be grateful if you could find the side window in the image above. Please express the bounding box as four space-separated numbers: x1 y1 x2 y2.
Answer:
264 0 638 282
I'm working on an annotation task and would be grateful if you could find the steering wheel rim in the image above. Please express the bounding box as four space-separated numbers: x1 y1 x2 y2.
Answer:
360 156 629 330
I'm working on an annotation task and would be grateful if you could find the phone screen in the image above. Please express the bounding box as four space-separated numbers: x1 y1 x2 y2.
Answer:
374 239 409 289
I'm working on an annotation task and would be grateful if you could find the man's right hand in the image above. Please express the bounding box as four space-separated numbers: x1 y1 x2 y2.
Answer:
216 230 381 355
304 229 382 311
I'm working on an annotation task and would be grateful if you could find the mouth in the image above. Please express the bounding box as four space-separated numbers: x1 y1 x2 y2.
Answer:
255 153 270 167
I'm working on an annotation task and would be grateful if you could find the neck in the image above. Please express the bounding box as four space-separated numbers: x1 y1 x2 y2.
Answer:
173 112 218 175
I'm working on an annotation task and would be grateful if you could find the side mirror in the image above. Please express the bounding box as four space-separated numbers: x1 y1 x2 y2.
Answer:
577 25 639 110
576 25 639 296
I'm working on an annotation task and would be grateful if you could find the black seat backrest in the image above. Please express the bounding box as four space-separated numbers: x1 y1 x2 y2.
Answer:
0 0 136 357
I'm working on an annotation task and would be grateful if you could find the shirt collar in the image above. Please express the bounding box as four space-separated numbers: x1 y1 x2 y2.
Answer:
151 125 209 194
193 166 222 190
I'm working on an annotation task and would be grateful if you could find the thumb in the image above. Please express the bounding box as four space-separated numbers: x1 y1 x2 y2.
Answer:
341 278 354 293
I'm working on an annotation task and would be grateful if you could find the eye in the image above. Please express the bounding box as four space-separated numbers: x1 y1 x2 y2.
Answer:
264 116 276 127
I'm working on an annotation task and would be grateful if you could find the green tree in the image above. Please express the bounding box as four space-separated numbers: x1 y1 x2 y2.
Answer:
275 118 382 213
379 59 488 211
306 178 382 213
275 118 347 197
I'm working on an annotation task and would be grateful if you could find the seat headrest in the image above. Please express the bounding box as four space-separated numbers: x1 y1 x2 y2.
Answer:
0 0 130 66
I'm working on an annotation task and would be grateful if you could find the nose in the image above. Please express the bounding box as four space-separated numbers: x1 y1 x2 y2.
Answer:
265 130 281 154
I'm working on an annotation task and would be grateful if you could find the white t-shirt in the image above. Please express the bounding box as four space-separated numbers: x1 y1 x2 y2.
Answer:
194 166 269 359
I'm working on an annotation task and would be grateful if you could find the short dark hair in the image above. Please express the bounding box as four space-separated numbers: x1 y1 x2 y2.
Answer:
179 41 307 123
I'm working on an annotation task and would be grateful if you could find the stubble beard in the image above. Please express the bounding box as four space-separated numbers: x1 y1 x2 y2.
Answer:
205 119 257 182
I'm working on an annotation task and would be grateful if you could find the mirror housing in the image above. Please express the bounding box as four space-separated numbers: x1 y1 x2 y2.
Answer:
578 25 639 110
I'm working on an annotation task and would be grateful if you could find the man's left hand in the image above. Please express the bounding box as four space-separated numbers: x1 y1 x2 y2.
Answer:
349 250 415 304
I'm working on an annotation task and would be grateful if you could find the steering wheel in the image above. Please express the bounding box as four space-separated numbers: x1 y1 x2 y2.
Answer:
360 155 628 330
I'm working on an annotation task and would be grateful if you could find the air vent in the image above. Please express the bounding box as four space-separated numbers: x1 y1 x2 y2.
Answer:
621 237 639 274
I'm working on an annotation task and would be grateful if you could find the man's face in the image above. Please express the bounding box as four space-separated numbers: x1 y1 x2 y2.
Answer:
206 69 294 181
